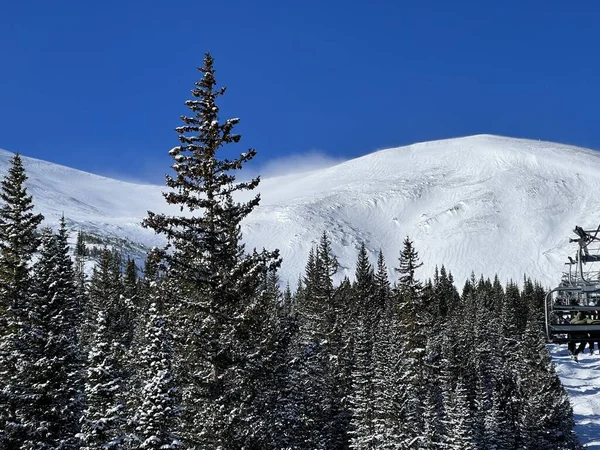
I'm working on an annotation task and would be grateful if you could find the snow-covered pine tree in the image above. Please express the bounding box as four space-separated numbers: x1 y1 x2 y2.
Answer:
0 153 44 448
315 233 353 448
246 267 301 449
25 219 82 449
139 248 162 305
128 248 164 427
421 378 444 450
395 236 423 300
501 282 522 361
289 236 343 448
79 248 129 447
393 237 427 443
518 319 583 449
471 287 502 446
349 317 377 450
484 367 521 450
374 249 391 310
119 257 138 350
78 310 126 449
371 309 404 449
432 265 458 319
130 297 180 450
354 242 375 316
443 377 476 450
124 258 139 307
349 243 381 449
74 230 87 302
143 53 280 448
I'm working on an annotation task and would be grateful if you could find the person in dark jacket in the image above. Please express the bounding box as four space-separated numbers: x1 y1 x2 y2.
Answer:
588 312 600 354
569 311 591 359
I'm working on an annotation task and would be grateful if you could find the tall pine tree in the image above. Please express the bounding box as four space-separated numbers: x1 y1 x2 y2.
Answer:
143 52 280 448
0 153 44 448
27 219 82 449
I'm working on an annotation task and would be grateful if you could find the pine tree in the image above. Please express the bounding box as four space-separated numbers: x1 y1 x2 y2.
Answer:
79 248 129 447
349 243 382 449
120 257 138 350
501 282 522 361
290 235 349 448
78 310 126 449
130 299 180 450
395 236 423 300
518 319 583 449
374 249 391 312
24 219 82 449
349 318 376 450
371 310 404 449
74 230 87 301
0 153 44 448
393 237 427 444
124 258 139 306
443 378 475 450
143 53 280 448
354 242 375 315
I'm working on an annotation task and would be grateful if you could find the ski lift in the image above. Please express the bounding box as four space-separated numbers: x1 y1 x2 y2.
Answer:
545 225 600 343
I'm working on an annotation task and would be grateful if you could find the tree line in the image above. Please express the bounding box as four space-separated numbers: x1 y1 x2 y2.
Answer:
0 53 583 449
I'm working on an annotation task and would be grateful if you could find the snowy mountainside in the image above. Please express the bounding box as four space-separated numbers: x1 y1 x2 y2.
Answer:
2 134 600 287
244 134 600 288
0 149 168 262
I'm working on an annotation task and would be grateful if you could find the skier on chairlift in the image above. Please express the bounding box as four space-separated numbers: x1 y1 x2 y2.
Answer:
569 311 592 361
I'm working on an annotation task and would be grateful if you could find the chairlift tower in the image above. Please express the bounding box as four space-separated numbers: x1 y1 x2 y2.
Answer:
545 225 600 343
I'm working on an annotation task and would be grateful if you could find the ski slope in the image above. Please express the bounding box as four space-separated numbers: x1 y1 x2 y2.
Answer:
551 344 600 448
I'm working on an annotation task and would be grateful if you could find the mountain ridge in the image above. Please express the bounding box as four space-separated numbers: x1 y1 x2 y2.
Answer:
2 135 600 289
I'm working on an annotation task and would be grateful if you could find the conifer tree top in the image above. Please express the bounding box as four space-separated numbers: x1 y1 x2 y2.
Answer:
144 52 280 288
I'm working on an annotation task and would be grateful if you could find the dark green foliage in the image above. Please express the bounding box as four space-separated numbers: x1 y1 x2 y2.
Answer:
0 154 45 448
74 229 87 299
374 249 391 311
282 235 583 450
79 248 131 447
143 53 280 448
78 310 126 449
291 233 351 449
130 298 180 450
23 220 82 449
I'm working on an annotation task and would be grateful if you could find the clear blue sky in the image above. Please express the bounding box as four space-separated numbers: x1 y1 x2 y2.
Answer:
1 1 599 183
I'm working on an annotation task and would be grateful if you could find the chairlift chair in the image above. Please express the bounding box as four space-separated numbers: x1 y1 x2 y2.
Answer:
545 225 600 343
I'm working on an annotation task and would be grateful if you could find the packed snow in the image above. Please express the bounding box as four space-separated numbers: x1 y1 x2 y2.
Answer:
551 344 600 449
2 133 600 445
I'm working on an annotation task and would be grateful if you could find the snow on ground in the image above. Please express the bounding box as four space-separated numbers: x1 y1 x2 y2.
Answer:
551 344 600 448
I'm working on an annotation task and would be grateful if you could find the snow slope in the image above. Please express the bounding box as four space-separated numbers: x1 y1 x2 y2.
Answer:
3 134 600 288
551 344 600 449
0 149 169 250
245 134 600 288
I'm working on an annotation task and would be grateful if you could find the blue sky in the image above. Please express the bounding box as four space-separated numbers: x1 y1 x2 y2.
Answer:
1 1 599 183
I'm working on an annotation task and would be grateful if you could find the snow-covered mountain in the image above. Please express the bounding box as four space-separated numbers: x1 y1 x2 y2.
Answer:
3 134 600 288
